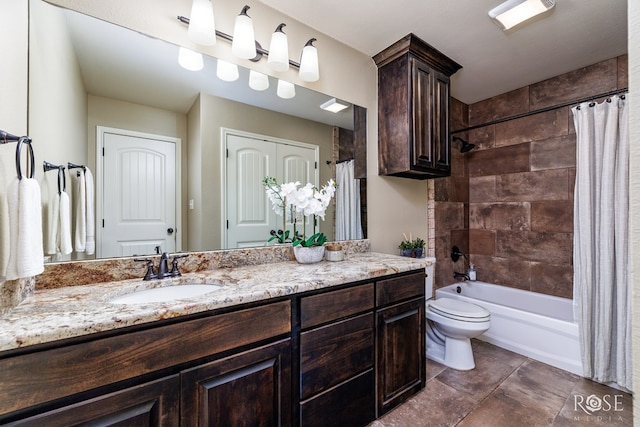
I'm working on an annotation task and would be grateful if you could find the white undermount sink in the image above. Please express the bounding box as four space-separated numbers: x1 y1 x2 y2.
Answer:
109 284 224 304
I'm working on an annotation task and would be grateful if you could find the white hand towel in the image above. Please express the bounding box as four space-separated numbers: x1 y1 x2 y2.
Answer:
0 187 9 278
6 178 44 280
73 170 86 252
84 167 95 255
46 193 60 255
59 191 72 255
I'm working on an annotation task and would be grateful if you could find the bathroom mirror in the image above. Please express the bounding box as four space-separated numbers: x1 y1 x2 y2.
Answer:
28 0 366 262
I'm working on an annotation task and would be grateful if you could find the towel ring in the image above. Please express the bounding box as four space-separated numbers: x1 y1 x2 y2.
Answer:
15 137 34 180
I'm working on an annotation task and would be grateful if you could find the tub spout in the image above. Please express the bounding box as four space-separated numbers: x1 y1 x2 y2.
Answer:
454 271 470 281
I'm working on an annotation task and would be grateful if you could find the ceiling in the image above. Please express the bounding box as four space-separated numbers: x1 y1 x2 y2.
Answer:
259 0 628 105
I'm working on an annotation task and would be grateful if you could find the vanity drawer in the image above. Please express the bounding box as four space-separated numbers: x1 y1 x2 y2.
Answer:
376 271 425 307
300 283 374 329
300 312 374 399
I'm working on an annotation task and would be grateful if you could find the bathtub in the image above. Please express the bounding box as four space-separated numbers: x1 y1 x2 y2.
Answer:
435 281 583 376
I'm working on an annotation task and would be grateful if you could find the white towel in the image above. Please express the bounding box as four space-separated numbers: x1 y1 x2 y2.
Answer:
59 191 72 255
84 167 95 255
6 178 44 280
0 186 9 278
46 192 60 255
73 170 86 252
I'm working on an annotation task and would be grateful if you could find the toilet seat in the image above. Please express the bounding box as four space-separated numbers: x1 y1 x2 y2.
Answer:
428 298 490 323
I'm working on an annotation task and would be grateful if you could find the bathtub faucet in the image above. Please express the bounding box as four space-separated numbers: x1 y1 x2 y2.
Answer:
454 271 470 281
451 246 469 263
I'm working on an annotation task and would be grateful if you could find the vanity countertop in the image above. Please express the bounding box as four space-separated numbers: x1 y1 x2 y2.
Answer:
0 252 433 353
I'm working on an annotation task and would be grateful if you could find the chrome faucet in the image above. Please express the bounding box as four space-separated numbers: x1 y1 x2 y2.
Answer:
135 252 189 280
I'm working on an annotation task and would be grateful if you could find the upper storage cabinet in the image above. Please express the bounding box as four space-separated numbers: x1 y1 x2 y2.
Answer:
374 34 462 179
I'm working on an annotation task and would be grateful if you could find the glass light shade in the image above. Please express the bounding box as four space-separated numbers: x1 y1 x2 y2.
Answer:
188 0 216 46
178 47 204 71
231 8 256 59
216 59 239 82
267 27 289 72
299 43 319 82
276 79 295 99
488 0 555 30
249 71 269 91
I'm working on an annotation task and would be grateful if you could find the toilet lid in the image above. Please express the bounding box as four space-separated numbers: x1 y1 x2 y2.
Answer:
429 298 490 319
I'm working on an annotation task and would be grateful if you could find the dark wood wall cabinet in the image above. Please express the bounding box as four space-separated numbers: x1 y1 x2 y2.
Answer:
374 33 462 179
0 270 425 426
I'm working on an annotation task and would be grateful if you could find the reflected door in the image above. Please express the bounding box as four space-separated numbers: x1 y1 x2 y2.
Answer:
100 129 177 258
226 133 317 248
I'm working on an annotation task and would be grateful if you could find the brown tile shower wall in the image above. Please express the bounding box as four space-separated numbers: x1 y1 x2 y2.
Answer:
433 55 627 298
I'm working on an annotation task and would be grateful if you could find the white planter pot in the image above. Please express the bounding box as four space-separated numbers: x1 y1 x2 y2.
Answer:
293 246 325 264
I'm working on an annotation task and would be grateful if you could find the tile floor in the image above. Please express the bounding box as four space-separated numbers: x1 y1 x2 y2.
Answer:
370 340 633 427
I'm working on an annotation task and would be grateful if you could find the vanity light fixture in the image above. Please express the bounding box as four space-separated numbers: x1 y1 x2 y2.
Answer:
320 98 348 113
267 24 289 72
249 70 270 91
232 5 257 60
216 59 239 82
277 79 295 99
488 0 555 30
299 38 319 82
188 0 216 46
178 46 204 71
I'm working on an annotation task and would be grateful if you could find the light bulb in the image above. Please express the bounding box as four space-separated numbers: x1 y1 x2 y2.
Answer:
188 0 216 46
249 71 269 91
267 24 289 72
299 38 319 82
216 59 239 82
231 5 257 60
178 47 204 71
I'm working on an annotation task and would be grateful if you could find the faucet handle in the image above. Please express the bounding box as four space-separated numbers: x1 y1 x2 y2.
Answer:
170 254 189 277
134 258 157 281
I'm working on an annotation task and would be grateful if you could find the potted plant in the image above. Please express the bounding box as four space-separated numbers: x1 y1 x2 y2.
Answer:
413 237 425 258
399 234 425 258
398 239 414 257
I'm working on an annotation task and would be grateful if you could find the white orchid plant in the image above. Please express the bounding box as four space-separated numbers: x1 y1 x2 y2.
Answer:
262 177 336 247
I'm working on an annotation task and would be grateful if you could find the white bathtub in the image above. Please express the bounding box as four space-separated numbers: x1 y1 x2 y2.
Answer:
435 281 583 376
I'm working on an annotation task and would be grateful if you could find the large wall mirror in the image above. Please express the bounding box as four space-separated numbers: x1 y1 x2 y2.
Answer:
29 0 367 263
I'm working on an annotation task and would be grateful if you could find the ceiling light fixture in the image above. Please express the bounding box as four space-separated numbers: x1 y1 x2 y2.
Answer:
488 0 555 30
320 98 348 113
187 0 216 46
178 47 204 71
267 24 289 72
232 5 257 60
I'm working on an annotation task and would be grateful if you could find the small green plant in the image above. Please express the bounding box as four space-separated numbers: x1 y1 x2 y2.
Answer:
399 234 425 257
293 232 328 248
413 237 425 250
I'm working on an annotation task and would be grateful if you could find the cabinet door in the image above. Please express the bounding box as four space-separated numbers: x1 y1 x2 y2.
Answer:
5 375 179 427
180 339 291 427
412 58 451 175
376 298 425 415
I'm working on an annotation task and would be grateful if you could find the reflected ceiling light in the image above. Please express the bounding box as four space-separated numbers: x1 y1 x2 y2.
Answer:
277 79 295 99
299 38 319 82
488 0 555 30
267 23 289 72
232 5 257 60
178 47 204 71
249 70 270 91
188 0 216 46
320 98 349 113
216 59 239 81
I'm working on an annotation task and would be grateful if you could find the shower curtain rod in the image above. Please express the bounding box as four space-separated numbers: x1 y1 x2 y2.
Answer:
451 87 628 135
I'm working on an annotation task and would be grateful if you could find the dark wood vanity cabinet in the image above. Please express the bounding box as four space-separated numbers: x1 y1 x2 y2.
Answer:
0 269 426 427
374 33 462 179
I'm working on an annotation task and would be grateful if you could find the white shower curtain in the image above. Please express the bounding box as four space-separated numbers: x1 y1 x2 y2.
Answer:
335 160 363 241
572 94 631 390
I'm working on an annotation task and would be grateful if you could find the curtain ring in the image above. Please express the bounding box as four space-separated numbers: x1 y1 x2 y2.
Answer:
15 137 35 180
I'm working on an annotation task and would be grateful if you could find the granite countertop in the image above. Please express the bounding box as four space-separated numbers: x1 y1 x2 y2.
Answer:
0 252 433 353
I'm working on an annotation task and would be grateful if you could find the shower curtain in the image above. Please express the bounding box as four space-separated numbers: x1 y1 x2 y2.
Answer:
572 94 631 390
335 160 363 241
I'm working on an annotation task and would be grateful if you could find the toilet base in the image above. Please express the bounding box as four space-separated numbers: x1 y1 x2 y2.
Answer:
426 335 476 371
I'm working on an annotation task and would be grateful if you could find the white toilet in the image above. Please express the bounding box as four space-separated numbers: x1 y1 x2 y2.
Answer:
425 297 490 370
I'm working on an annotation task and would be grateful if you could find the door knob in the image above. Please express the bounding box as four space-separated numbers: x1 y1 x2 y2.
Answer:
167 227 174 235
